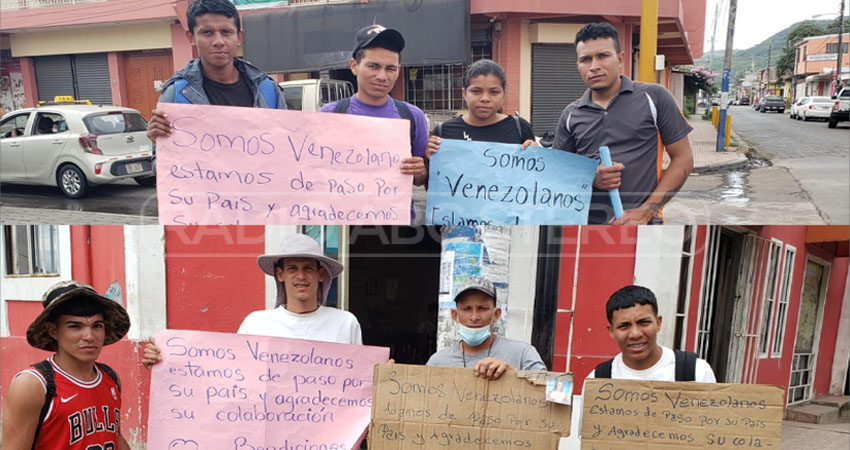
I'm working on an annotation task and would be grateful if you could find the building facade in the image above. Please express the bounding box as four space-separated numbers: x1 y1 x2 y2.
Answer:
794 33 850 97
2 224 847 444
2 0 705 132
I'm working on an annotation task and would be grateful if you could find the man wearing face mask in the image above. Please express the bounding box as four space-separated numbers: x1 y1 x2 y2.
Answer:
426 276 546 380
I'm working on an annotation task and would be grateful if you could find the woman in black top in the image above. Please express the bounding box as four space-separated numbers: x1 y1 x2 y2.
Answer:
426 59 538 162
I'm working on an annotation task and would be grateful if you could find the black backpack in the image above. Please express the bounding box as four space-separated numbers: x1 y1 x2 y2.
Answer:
29 360 121 449
594 349 697 381
334 97 416 146
434 114 523 142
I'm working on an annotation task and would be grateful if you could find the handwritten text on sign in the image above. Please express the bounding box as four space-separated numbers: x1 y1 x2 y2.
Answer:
425 140 597 225
370 364 571 449
147 329 390 450
155 103 413 225
581 379 784 450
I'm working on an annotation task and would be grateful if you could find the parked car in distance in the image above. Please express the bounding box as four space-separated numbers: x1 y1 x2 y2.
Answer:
791 96 833 121
279 79 355 112
756 95 785 113
828 87 850 128
0 97 155 198
739 97 750 106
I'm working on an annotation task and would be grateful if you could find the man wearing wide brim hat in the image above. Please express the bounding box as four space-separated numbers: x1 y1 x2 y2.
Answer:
2 281 132 450
143 234 362 370
238 233 361 344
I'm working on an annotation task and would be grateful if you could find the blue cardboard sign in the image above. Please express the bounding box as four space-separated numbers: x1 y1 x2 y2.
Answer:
425 139 597 225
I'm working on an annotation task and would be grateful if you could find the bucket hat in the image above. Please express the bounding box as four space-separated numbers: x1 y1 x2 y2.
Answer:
257 234 344 307
27 280 131 352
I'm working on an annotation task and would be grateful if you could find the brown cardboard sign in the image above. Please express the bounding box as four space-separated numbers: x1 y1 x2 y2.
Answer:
369 363 571 449
581 379 784 450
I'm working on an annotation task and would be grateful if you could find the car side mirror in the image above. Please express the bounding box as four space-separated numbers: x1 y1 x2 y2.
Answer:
832 95 837 100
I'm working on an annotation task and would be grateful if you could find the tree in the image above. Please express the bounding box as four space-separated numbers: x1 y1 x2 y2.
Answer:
777 22 826 75
826 17 850 35
682 66 717 114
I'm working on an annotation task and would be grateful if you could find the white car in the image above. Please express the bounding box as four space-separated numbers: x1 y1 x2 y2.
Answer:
790 96 833 121
0 101 155 198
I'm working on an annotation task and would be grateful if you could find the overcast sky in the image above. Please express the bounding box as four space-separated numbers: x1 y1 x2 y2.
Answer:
704 0 844 51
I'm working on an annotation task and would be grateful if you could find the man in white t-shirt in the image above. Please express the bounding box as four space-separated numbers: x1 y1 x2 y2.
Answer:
142 234 362 369
576 285 715 441
587 285 715 382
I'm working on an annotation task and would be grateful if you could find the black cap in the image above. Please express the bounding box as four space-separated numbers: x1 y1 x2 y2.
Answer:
352 24 405 59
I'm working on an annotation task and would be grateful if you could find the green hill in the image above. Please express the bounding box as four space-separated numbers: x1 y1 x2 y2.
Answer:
695 19 833 82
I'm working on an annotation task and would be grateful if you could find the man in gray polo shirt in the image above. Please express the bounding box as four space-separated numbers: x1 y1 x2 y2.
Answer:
554 23 694 225
426 276 546 379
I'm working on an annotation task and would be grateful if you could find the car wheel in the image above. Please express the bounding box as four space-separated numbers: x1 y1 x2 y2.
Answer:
134 176 156 187
802 113 809 121
760 108 766 113
790 112 796 119
57 165 88 199
828 117 838 128
779 109 784 114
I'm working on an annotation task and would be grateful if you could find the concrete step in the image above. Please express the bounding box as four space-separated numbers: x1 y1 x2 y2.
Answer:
811 396 850 422
786 404 841 424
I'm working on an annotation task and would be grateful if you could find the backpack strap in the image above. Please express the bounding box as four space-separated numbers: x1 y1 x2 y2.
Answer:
674 350 697 382
30 360 56 450
392 99 417 147
257 78 278 109
513 114 523 142
594 358 614 379
96 362 121 392
334 97 352 114
173 79 190 104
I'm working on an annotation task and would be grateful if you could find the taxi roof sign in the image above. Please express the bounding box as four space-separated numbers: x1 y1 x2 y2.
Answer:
38 96 92 106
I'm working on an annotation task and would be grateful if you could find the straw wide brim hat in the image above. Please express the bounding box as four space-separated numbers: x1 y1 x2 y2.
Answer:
26 280 130 352
257 234 343 279
257 234 344 307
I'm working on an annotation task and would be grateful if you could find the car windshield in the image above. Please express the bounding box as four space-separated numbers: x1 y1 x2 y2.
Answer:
83 112 147 135
811 97 832 103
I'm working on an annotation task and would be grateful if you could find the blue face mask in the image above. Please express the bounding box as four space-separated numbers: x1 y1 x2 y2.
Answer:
458 323 491 347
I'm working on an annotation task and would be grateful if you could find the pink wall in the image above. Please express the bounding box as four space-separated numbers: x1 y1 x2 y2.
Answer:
164 226 266 332
108 52 127 107
0 0 183 32
19 57 37 108
555 225 639 392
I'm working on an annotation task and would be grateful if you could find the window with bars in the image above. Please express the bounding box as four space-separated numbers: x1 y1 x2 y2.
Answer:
826 42 849 54
673 225 695 351
404 43 491 112
3 225 60 276
758 240 782 358
771 246 795 358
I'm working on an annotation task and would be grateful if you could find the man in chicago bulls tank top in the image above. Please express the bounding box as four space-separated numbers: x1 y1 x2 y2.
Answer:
1 281 132 449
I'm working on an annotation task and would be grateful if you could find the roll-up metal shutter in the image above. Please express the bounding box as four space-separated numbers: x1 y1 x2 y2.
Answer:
531 43 586 137
34 55 75 102
74 53 112 105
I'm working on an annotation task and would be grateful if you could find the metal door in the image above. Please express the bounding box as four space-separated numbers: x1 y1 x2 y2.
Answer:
531 44 585 137
74 53 112 105
788 259 828 404
34 55 75 101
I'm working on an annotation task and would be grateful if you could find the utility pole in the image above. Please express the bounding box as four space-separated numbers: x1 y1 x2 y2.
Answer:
716 0 737 151
834 0 845 96
709 3 720 72
765 41 772 98
639 0 659 83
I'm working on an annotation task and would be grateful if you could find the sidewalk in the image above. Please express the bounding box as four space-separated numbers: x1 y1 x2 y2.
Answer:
781 420 850 450
664 116 748 173
0 206 158 225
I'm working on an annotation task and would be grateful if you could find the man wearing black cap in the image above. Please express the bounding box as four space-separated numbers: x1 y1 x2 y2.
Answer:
1 281 131 450
322 25 429 201
426 276 546 380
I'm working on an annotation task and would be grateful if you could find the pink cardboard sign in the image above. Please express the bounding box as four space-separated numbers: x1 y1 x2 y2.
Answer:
154 103 413 225
147 329 390 449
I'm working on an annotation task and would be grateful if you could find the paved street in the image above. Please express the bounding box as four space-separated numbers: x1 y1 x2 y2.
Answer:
0 179 158 223
666 106 849 224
